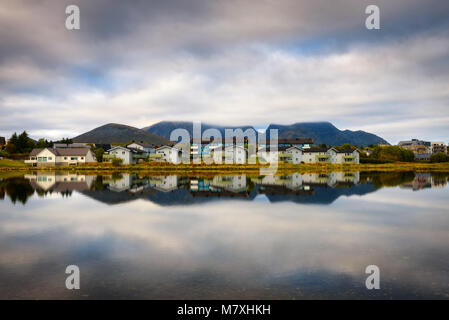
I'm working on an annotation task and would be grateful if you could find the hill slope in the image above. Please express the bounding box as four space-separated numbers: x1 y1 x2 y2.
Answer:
142 121 256 139
266 122 388 146
144 121 388 146
72 123 170 145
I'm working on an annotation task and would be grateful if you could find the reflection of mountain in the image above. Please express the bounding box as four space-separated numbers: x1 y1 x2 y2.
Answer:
260 182 377 204
4 170 446 206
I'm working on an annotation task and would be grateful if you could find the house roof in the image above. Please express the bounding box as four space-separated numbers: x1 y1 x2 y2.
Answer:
303 147 328 153
128 142 154 148
334 148 359 154
156 145 179 151
258 146 302 152
107 146 130 152
29 148 90 156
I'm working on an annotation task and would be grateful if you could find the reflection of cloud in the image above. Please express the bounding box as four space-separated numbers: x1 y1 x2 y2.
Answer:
1 187 449 298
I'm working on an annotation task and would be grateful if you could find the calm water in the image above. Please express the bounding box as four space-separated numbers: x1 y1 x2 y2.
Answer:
0 171 449 299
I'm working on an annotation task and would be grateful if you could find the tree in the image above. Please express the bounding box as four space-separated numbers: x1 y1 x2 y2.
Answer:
58 137 73 144
112 158 123 166
94 148 104 162
36 138 53 148
371 146 414 162
430 152 449 163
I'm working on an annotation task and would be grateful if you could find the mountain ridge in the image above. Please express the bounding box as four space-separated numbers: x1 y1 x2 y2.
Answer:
143 121 389 147
72 123 170 145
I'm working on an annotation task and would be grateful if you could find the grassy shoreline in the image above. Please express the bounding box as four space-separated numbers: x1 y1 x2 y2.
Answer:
1 159 449 174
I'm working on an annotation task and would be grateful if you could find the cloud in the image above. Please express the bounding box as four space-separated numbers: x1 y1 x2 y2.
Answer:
0 0 448 143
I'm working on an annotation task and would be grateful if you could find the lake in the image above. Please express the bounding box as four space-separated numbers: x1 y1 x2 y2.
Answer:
1 171 448 299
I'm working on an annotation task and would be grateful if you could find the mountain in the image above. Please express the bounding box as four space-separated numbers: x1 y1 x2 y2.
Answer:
72 123 170 145
143 121 388 147
142 121 256 139
266 122 388 146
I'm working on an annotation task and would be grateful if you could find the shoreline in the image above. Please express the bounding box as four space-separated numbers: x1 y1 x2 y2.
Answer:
1 161 449 175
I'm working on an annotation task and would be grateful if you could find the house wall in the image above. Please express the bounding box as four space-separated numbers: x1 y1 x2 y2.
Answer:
156 147 180 163
109 148 133 164
286 148 302 164
302 151 328 163
32 149 56 166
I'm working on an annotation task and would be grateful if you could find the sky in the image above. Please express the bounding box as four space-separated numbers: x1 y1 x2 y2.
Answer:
0 0 448 144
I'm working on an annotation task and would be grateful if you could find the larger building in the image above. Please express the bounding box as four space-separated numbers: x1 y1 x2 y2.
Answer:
25 147 97 166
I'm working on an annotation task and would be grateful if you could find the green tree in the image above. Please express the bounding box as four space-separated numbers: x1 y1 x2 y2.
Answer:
430 152 449 163
112 158 123 166
94 148 104 162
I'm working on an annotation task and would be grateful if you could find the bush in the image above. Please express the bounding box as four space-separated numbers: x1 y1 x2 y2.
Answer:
370 146 415 162
111 158 123 166
430 152 449 163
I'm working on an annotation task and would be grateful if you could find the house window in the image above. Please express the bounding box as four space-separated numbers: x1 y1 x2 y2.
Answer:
37 157 47 162
81 157 84 160
71 157 77 160
48 157 52 160
64 157 67 160
122 152 125 154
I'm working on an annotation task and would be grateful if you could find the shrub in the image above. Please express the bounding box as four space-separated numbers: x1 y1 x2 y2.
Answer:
430 152 449 163
111 158 123 166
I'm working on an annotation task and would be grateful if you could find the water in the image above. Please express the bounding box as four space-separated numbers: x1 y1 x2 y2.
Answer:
0 171 448 299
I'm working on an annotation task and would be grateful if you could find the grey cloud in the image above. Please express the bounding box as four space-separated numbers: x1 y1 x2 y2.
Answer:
0 0 449 142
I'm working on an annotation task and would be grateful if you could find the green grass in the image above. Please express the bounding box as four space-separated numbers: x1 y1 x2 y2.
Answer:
1 160 449 175
0 159 28 168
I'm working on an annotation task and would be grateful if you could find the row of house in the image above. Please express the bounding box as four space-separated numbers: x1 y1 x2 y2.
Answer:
398 139 447 160
25 139 360 165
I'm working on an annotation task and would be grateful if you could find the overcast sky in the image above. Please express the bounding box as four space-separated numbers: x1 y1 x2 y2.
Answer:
0 0 448 144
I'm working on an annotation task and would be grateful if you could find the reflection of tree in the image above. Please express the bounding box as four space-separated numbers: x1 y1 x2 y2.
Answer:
93 176 104 191
368 171 416 188
1 178 35 204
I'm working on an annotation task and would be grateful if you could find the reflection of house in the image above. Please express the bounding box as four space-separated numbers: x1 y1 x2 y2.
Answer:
106 174 133 192
400 173 432 191
24 173 95 191
151 175 179 192
211 175 247 192
253 173 303 190
25 147 96 166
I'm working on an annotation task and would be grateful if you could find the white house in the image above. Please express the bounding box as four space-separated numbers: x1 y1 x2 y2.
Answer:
301 148 331 163
214 145 246 164
155 146 182 163
25 147 96 166
106 146 133 164
328 148 360 164
126 142 155 154
257 146 302 164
